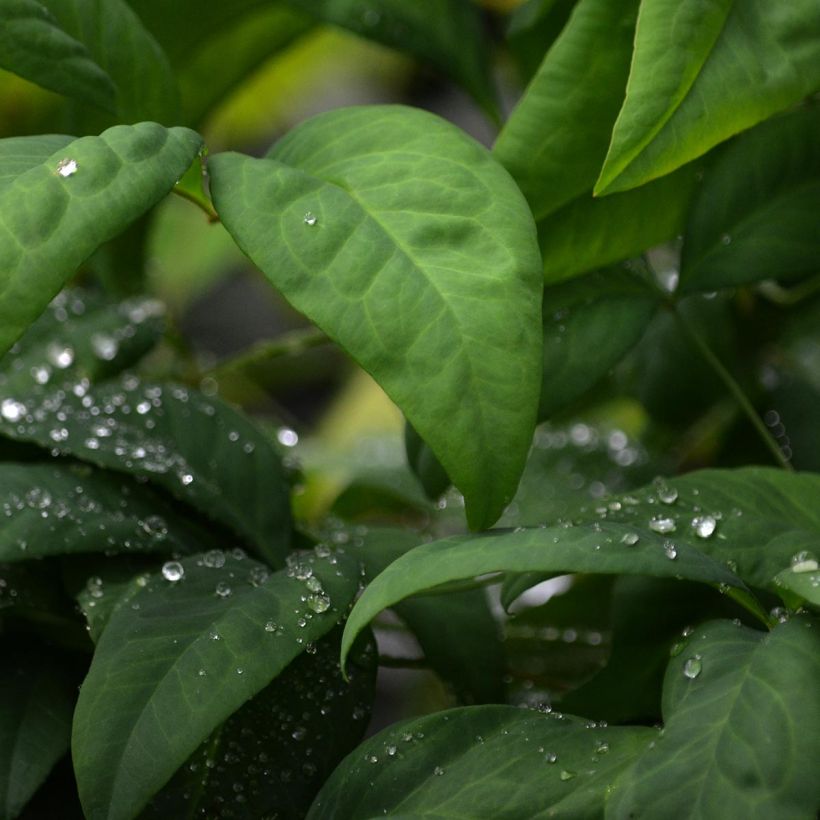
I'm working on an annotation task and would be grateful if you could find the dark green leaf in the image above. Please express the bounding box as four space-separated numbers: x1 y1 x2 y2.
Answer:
0 0 115 112
681 107 820 292
0 376 291 566
608 618 820 820
72 548 359 820
539 269 658 418
774 562 820 610
494 0 638 220
506 0 578 84
0 123 202 355
0 647 75 820
404 420 450 501
209 106 543 530
596 0 820 194
342 521 746 671
309 705 656 819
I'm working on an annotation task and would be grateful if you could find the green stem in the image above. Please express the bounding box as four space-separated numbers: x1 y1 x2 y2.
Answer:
203 327 331 380
671 304 793 471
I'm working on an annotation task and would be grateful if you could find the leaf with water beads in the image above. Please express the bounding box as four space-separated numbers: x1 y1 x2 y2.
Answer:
72 546 360 820
0 375 291 566
308 705 655 818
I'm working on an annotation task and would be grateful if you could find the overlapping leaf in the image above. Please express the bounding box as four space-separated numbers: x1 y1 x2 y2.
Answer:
72 548 359 820
0 123 202 355
209 106 543 530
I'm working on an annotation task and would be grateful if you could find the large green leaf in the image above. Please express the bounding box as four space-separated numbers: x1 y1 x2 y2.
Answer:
539 165 698 283
539 269 658 418
42 0 179 123
0 123 202 355
0 647 76 820
680 107 820 292
309 705 656 818
0 134 72 184
0 462 215 563
72 548 359 820
341 521 747 671
596 0 820 194
0 0 115 112
284 0 497 117
209 106 543 530
608 618 820 819
0 376 292 566
493 0 638 220
0 289 165 397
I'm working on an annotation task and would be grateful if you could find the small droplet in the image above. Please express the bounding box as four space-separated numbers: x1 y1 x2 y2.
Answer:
303 212 318 226
56 158 78 177
180 473 194 486
264 620 277 632
692 515 717 539
559 770 576 781
277 427 299 447
649 515 677 534
1 398 26 422
202 549 226 569
545 752 558 763
433 766 445 776
683 655 702 679
664 542 678 560
162 561 184 582
655 480 678 505
214 581 232 598
307 593 331 613
46 342 75 369
721 233 732 245
791 551 819 573
621 532 640 547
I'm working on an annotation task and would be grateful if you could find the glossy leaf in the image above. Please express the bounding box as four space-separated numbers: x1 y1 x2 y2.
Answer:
0 0 115 112
0 648 75 820
284 0 498 117
774 565 820 609
596 0 820 194
0 376 292 566
0 462 215 563
494 0 638 219
42 0 179 123
608 618 820 819
309 705 656 818
72 548 359 820
539 165 698 283
0 123 202 355
341 521 746 671
681 107 820 292
539 269 658 418
210 106 543 530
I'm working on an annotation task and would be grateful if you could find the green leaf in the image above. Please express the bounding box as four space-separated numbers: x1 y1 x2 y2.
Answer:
608 618 820 819
72 548 359 820
0 647 75 819
774 557 820 610
0 123 202 355
0 289 165 397
308 705 656 818
0 376 292 566
209 106 543 530
0 462 215 563
539 165 698 283
539 269 658 418
596 0 820 195
145 629 377 820
506 0 578 84
41 0 179 123
680 107 820 292
0 134 72 184
493 0 639 220
341 521 746 671
284 0 498 118
0 0 115 112
404 420 450 501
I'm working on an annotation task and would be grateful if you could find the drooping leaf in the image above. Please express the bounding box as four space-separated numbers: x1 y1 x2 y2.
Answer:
209 106 543 530
0 647 76 820
493 0 638 220
539 165 698 283
680 106 820 292
0 0 115 112
341 520 747 671
308 705 656 819
72 548 359 820
0 289 165 398
145 629 377 820
0 376 292 566
0 123 202 355
608 618 820 820
0 462 216 564
539 269 658 418
596 0 820 194
284 0 498 118
41 0 179 123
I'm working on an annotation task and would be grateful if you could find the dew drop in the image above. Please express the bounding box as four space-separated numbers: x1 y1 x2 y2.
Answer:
56 158 78 177
683 655 702 679
433 766 445 776
621 532 640 547
692 515 717 539
277 427 299 447
91 333 118 361
161 561 184 582
649 515 677 534
202 549 226 569
559 770 576 781
1 398 26 422
46 342 75 369
307 593 331 613
654 480 678 505
214 581 232 598
791 551 819 573
663 542 678 560
303 212 318 227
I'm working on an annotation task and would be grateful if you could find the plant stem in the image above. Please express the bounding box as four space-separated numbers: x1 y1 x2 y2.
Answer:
671 304 793 471
203 327 331 380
